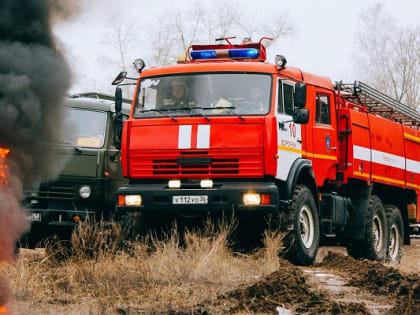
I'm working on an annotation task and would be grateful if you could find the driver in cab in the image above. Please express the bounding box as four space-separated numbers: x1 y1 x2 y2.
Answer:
163 78 194 108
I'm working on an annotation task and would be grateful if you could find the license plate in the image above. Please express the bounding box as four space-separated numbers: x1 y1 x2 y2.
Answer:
173 195 208 205
30 213 41 221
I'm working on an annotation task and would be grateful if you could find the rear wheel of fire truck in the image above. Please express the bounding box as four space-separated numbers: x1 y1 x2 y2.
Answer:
346 195 388 261
284 185 320 266
384 204 404 265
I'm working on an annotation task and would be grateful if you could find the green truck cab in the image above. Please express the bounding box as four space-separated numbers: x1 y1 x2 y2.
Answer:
22 93 130 246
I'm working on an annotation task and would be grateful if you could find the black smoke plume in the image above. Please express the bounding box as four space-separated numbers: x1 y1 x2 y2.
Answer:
0 0 78 306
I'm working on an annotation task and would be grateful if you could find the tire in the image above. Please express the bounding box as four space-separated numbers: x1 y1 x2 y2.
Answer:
346 195 388 261
118 211 155 240
284 185 320 266
384 205 404 265
19 232 41 249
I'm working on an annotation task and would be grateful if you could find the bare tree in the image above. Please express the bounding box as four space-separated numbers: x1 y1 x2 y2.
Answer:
100 15 141 72
150 17 178 66
98 13 143 97
354 3 420 109
146 0 295 66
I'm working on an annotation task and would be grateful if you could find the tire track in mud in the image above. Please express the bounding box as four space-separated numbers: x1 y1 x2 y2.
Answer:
316 252 420 315
302 268 394 315
171 250 419 314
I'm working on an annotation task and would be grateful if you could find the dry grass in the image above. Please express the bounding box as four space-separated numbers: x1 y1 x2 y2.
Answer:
3 218 419 314
2 217 286 314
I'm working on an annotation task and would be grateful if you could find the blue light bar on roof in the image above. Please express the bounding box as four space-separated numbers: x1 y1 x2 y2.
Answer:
190 48 260 60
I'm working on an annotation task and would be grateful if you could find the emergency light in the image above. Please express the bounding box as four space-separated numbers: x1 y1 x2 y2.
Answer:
190 48 260 60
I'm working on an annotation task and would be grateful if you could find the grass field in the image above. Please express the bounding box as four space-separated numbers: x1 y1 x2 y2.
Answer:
1 220 419 314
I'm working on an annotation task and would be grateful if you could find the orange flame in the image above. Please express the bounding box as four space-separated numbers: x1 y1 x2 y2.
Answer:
0 148 10 186
0 148 10 314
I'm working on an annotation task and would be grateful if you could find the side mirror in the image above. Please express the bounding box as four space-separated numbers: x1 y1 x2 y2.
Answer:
115 87 122 113
293 108 309 124
294 82 307 109
112 71 127 86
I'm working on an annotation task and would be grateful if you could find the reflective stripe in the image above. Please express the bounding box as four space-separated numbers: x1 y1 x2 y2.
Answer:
305 152 338 161
278 145 303 155
407 159 420 174
197 125 210 149
178 125 192 149
277 146 337 161
371 174 405 185
353 171 370 178
404 132 420 144
407 183 420 189
354 145 406 171
371 150 405 170
353 145 371 161
354 171 406 186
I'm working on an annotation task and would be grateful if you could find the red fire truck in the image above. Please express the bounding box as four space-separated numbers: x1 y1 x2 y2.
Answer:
113 37 420 265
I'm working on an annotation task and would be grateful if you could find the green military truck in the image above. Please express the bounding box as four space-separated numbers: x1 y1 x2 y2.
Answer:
22 93 130 247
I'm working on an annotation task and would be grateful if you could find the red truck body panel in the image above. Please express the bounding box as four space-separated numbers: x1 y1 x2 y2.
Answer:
337 105 420 223
124 117 267 179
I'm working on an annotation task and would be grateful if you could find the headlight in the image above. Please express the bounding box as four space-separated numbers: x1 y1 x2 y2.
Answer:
243 193 271 205
200 179 213 188
243 193 261 205
168 179 181 189
79 185 92 199
133 58 146 72
125 195 142 206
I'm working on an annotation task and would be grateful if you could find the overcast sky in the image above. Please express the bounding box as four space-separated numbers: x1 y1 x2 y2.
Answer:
54 0 420 94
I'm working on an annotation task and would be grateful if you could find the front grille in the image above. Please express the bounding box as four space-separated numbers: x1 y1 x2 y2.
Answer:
153 158 239 175
26 184 76 200
130 149 264 178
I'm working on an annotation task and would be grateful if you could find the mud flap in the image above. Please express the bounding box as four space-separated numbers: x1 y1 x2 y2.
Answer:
340 181 373 240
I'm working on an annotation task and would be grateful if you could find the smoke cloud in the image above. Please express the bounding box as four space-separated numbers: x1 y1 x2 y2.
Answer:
0 0 78 306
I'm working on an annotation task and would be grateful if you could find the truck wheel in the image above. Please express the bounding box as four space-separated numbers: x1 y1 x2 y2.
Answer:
346 195 388 261
384 205 404 265
19 233 40 249
284 185 320 266
119 212 154 240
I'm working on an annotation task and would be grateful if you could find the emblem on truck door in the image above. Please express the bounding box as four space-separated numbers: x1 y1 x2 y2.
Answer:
326 135 331 151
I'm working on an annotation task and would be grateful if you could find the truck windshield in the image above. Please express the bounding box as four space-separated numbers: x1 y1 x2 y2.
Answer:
133 73 272 118
64 108 107 148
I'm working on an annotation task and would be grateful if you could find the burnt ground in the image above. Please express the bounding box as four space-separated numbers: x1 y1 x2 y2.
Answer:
170 244 420 315
182 258 372 315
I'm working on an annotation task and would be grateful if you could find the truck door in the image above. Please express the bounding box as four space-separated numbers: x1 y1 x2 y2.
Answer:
311 90 338 184
276 79 303 181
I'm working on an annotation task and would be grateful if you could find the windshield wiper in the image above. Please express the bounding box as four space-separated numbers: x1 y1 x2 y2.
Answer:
141 109 178 122
202 106 245 121
177 106 211 121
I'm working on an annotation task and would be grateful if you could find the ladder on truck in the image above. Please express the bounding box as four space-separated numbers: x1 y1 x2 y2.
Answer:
337 81 420 128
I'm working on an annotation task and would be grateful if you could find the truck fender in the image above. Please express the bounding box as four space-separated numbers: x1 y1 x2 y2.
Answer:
283 158 318 201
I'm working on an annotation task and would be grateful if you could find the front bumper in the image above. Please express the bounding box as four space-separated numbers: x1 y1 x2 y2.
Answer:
28 208 95 228
116 180 280 215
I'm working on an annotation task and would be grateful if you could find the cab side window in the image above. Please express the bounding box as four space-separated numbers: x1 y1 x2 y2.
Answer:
315 93 331 125
278 81 294 115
